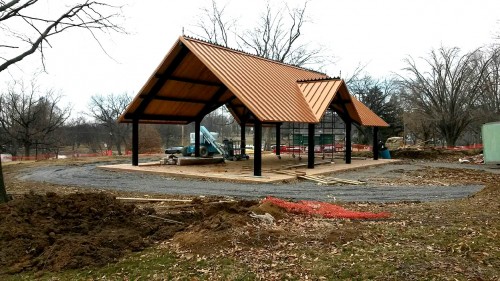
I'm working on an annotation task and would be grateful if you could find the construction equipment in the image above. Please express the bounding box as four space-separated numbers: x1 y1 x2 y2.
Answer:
222 139 249 161
181 126 225 157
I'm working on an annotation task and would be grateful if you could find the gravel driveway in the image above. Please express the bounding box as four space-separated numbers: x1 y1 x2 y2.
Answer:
17 160 497 202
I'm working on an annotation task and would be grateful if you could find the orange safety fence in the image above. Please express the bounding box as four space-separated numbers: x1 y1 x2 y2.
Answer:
441 144 483 150
262 196 390 220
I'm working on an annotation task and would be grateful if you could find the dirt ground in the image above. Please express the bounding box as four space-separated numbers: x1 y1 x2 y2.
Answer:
0 149 499 279
0 192 257 274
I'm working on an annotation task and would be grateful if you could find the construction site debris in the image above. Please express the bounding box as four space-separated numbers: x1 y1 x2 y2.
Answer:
458 154 484 164
249 212 275 224
176 157 224 166
305 175 365 185
160 154 178 165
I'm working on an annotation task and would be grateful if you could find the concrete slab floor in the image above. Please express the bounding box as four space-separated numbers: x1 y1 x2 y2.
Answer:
99 154 398 183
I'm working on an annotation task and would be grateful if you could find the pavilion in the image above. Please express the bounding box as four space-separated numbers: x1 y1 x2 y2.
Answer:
119 36 389 176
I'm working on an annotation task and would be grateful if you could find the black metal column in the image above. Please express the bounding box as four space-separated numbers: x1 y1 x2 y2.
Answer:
345 119 352 164
132 119 139 166
308 123 315 169
241 122 246 155
275 123 281 157
254 120 262 176
194 120 201 157
373 127 379 160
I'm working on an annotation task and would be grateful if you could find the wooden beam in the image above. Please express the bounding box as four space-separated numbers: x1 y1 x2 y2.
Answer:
222 95 238 105
308 123 315 169
134 44 189 115
164 76 223 87
373 127 379 160
241 122 246 155
132 119 139 166
196 86 228 119
331 98 352 104
124 113 192 122
194 121 201 157
254 119 262 177
275 123 281 157
140 95 208 104
345 119 352 164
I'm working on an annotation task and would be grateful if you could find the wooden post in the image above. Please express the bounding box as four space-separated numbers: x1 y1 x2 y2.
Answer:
308 123 315 169
276 123 281 157
241 122 246 155
254 120 262 176
132 119 139 166
345 119 352 164
194 120 200 157
373 127 379 160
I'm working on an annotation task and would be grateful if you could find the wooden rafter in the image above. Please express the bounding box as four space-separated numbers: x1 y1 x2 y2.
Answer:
140 95 208 104
133 44 190 115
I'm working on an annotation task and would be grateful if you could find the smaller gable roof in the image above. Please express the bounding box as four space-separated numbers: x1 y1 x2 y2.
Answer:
298 79 389 127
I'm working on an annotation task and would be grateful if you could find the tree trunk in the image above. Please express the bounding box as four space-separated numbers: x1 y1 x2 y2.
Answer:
264 127 272 150
0 157 8 203
24 144 31 157
115 141 122 155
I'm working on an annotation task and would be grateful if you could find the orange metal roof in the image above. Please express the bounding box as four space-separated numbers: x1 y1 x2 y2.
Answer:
299 79 389 127
350 95 389 127
120 36 388 127
181 36 326 123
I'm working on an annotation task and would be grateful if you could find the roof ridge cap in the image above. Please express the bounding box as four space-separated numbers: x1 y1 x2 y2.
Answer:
182 35 327 76
297 77 341 83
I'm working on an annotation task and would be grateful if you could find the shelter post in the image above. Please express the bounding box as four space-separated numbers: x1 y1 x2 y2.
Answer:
276 123 281 157
240 123 246 155
132 119 139 166
254 120 262 176
194 120 201 157
308 123 315 169
373 127 379 160
345 119 352 164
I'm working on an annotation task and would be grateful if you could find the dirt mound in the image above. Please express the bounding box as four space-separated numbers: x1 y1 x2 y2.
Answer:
0 193 260 274
391 148 482 161
172 200 258 253
0 192 186 274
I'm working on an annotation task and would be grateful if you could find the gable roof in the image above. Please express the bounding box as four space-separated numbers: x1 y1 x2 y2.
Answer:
298 79 389 127
119 36 388 127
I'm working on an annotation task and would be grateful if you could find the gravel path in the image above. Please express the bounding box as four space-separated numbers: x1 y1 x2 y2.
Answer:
16 160 496 202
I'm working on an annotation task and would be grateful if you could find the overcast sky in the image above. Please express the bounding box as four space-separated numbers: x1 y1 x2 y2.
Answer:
1 0 499 117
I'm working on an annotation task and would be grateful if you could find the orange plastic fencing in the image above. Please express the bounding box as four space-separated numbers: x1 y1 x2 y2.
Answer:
442 144 483 150
263 196 390 220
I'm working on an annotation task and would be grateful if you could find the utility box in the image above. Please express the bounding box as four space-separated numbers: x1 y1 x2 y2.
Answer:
482 122 500 164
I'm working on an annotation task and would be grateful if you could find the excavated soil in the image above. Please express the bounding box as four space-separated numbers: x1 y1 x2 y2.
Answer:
0 192 258 274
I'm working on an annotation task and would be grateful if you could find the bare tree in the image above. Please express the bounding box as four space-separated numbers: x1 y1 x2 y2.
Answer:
88 93 131 155
477 46 500 122
193 0 328 68
0 0 124 72
138 124 162 154
193 0 234 47
0 0 123 203
348 75 402 143
238 1 322 67
400 47 492 146
0 78 70 157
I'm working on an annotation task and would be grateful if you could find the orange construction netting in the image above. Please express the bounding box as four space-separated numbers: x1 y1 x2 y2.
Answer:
263 196 390 219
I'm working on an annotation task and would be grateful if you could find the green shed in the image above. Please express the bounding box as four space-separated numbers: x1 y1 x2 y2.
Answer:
482 122 500 164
